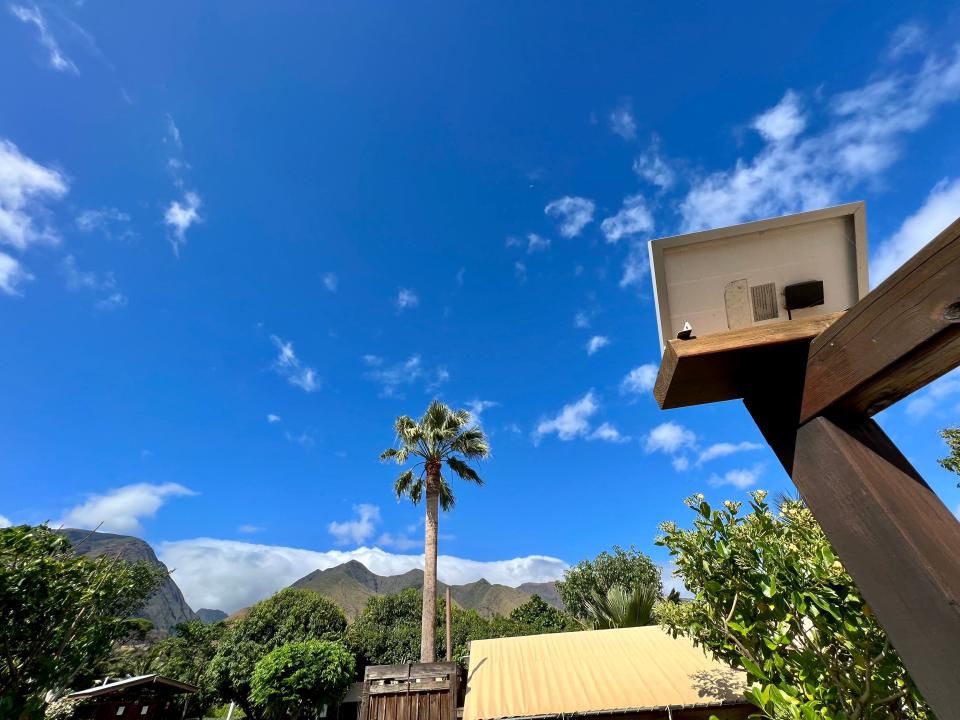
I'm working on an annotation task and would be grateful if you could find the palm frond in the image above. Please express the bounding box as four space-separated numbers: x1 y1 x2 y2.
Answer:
584 583 658 629
447 456 483 485
380 447 399 462
438 477 456 511
394 469 420 503
450 428 490 459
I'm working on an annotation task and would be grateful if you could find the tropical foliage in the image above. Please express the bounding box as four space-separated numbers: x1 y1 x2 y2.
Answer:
656 492 931 719
151 620 227 716
939 426 960 477
206 589 347 719
581 583 659 630
506 595 579 634
380 400 490 661
555 544 661 621
0 525 165 720
249 640 355 720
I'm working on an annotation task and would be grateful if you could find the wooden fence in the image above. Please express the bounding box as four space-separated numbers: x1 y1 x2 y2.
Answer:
359 663 461 720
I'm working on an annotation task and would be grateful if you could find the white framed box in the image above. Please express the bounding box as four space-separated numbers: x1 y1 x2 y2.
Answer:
648 202 869 351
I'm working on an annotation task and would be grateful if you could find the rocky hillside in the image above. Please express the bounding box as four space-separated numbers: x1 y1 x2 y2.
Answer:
289 560 563 619
197 608 228 623
59 528 198 634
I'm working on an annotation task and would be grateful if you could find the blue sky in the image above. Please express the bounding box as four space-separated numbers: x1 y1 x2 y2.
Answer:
2 1 960 612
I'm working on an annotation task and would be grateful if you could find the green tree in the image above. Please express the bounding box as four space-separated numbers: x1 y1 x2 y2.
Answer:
249 641 355 720
0 525 165 720
581 584 659 630
555 545 661 621
151 620 227 717
206 589 347 719
507 595 578 634
939 427 960 477
656 492 930 719
380 401 490 662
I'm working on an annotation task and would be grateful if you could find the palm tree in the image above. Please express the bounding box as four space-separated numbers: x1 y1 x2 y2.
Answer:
582 583 660 629
380 400 490 662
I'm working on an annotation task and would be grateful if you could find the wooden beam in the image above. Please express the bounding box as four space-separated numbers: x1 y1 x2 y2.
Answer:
800 216 960 423
654 313 842 410
792 416 960 717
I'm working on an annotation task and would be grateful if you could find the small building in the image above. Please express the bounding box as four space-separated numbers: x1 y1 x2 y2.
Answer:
65 674 198 720
463 626 754 720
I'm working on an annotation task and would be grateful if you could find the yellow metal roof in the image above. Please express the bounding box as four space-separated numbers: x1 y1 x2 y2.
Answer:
463 626 748 720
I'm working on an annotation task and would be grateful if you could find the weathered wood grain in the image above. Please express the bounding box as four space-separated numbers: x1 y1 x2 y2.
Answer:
800 216 960 422
792 416 960 717
654 313 843 409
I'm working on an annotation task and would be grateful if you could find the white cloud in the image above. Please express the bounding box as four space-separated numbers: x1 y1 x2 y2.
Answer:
586 335 610 355
514 261 527 282
887 23 925 60
456 267 465 286
10 4 77 74
601 194 654 243
94 292 127 311
644 421 696 454
396 287 419 311
328 504 381 546
270 335 320 393
871 178 960 285
752 90 807 142
285 430 315 447
709 465 764 489
633 139 675 191
0 139 68 251
534 391 599 443
164 191 202 255
588 422 629 443
465 399 498 425
573 310 591 329
904 368 960 420
0 252 32 296
76 207 133 242
238 524 264 534
267 413 282 424
620 241 650 289
376 532 422 551
322 272 338 292
544 196 595 238
621 364 658 396
0 514 11 528
526 233 551 253
672 456 690 472
165 114 182 149
609 101 637 140
158 538 569 613
364 354 448 398
679 44 960 232
58 482 195 534
696 441 763 466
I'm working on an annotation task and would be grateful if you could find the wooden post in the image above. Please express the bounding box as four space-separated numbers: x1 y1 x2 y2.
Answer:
792 416 960 715
445 587 452 662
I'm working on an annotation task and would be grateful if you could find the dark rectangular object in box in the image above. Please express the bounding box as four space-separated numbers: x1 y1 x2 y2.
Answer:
784 280 824 310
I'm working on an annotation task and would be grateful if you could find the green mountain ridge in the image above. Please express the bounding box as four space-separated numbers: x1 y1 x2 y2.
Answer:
288 560 563 619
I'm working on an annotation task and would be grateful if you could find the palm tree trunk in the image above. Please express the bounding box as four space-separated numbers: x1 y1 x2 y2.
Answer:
421 465 440 662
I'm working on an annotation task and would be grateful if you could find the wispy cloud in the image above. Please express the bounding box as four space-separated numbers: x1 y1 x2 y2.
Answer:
526 233 551 253
620 364 658 396
644 421 696 454
266 413 282 424
238 524 264 534
633 137 675 191
322 272 338 292
329 504 381 546
465 399 498 425
514 260 527 283
871 177 960 284
709 465 765 489
376 532 422 551
0 139 68 253
58 482 196 534
544 196 595 238
10 4 77 74
164 191 202 256
396 287 419 311
601 194 654 243
534 391 622 444
678 43 960 231
94 292 128 311
904 368 960 420
608 100 637 140
695 441 762 467
0 514 11 528
619 241 649 289
586 335 610 355
76 207 134 242
588 422 629 443
573 310 591 329
363 354 448 398
0 253 33 296
270 335 320 392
